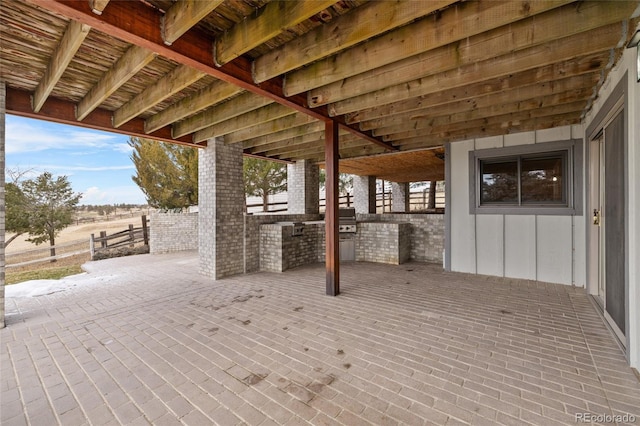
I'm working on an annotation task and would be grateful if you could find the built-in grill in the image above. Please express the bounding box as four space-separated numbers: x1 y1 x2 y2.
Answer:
338 207 357 233
338 208 357 261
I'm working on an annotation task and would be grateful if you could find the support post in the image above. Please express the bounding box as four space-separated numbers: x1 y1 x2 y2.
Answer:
141 215 149 246
325 121 339 296
1 82 6 328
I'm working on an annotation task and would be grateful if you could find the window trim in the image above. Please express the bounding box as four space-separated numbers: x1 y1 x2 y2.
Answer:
469 139 583 215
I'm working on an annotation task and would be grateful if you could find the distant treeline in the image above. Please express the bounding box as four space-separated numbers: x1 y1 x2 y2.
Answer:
76 204 149 216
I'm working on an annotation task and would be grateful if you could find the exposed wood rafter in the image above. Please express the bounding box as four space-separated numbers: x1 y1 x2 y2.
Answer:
308 0 635 107
288 0 573 97
32 20 91 112
29 0 394 151
88 0 110 15
172 92 273 138
162 0 225 45
113 65 204 128
255 0 455 84
214 0 337 66
329 23 624 116
77 45 156 121
145 82 243 134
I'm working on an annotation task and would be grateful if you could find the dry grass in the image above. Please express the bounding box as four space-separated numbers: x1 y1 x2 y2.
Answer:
5 253 90 285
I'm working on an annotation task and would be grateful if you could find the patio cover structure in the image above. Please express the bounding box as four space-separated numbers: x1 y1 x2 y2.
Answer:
1 0 640 368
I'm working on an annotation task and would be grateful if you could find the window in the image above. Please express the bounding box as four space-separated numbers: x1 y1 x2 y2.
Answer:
469 140 582 215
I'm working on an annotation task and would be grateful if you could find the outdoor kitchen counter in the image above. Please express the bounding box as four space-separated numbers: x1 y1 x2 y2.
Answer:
259 220 410 272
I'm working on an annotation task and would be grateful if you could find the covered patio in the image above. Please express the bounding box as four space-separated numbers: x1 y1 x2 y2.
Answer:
2 253 639 425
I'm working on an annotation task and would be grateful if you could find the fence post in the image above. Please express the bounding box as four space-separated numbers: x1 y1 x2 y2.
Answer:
100 231 107 249
142 215 149 246
128 224 135 247
90 234 95 260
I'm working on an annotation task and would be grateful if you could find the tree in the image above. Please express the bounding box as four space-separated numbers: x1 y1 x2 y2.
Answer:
243 157 287 212
19 172 82 260
4 182 31 247
129 137 198 209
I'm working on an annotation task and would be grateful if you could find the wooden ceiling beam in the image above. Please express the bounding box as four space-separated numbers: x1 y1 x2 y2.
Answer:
309 0 634 107
292 144 387 162
221 113 319 145
77 45 157 121
265 135 363 158
250 128 352 154
6 87 198 147
113 65 204 128
254 0 454 84
288 0 572 97
376 96 589 143
33 20 91 112
162 0 225 45
329 23 624 116
388 108 585 142
32 0 393 151
88 0 110 15
396 113 582 150
347 54 607 125
145 82 244 134
239 122 325 147
214 0 336 66
194 104 296 142
371 89 593 137
172 92 273 138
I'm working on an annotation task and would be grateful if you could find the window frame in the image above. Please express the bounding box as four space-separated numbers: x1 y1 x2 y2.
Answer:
469 139 583 215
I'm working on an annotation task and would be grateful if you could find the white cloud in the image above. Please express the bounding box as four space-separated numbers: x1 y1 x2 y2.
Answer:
79 185 146 205
5 117 126 154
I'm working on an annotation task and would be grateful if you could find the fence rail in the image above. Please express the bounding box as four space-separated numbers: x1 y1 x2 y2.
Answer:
6 239 90 269
248 191 445 213
90 216 149 259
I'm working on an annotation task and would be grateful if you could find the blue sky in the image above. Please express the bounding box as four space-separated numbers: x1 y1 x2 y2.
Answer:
5 115 147 205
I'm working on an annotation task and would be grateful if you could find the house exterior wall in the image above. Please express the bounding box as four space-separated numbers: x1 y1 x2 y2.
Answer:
583 34 640 369
447 125 586 286
150 211 198 254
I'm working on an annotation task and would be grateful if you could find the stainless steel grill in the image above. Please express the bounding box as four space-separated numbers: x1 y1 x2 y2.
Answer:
338 207 357 233
338 208 356 262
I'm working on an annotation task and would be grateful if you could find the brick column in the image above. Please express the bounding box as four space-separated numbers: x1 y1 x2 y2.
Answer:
198 137 245 279
287 160 319 214
391 182 410 213
0 82 5 328
353 175 376 214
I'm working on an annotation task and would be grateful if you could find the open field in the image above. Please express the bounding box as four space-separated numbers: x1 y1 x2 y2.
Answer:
5 215 149 254
5 215 148 285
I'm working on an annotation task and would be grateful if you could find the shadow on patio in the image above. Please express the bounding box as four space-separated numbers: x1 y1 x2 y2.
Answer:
2 252 639 425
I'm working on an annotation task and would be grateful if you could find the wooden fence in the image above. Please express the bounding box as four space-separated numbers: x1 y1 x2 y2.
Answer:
5 239 91 269
90 216 149 259
248 191 445 213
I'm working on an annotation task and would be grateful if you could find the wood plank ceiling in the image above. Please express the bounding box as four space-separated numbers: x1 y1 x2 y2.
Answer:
1 0 639 182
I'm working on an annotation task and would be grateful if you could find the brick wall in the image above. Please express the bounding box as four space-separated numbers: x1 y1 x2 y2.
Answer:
150 212 198 254
357 213 445 264
355 222 411 265
353 175 376 214
391 182 410 212
246 214 322 273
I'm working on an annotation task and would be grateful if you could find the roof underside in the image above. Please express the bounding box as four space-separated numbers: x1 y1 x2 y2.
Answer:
1 0 639 182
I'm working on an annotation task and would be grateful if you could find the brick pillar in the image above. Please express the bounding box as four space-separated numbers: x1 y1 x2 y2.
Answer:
353 175 376 214
0 82 5 328
391 182 410 213
287 160 319 214
198 137 245 279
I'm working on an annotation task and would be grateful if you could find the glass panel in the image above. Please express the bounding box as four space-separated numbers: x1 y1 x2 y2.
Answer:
521 155 564 203
480 160 518 204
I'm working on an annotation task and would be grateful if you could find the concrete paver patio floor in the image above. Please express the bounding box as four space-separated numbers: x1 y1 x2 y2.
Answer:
2 252 640 425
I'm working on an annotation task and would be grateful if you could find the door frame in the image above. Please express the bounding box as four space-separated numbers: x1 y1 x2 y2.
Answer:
585 72 630 357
